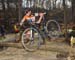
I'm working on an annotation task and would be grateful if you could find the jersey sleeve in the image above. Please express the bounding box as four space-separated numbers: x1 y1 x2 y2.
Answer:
22 16 26 21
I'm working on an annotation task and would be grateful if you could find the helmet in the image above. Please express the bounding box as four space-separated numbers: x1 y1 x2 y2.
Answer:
25 8 31 14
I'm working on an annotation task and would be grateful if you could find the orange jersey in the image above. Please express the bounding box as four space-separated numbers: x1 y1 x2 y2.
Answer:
23 15 33 21
23 15 35 22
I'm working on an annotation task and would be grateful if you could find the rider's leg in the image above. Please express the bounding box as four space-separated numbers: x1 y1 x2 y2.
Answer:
33 25 45 44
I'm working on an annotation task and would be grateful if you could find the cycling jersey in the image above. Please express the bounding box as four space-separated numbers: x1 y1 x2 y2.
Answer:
23 15 35 22
20 12 44 26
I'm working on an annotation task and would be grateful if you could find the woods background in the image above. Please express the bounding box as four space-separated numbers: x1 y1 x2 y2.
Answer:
0 0 75 33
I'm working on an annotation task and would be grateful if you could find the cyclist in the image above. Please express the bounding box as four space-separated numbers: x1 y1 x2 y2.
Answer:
20 9 45 44
20 9 44 26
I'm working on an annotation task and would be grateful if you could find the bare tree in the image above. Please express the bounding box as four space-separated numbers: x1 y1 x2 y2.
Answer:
63 0 68 40
72 0 75 22
1 0 6 20
18 0 22 21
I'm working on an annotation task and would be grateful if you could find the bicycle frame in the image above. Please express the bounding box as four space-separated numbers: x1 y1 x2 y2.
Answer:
21 13 61 51
35 15 61 39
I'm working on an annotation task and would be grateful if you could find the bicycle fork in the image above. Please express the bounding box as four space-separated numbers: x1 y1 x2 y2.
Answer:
30 28 34 40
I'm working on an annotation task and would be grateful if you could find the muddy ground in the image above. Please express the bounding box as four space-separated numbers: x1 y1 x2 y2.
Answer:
0 41 75 60
0 34 75 60
0 47 58 60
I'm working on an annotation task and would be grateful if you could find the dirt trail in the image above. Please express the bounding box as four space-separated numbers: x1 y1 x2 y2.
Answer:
0 47 57 60
0 34 75 60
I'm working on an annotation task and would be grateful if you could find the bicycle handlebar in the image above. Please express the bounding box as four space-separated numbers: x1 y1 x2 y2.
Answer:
35 12 46 16
43 12 46 14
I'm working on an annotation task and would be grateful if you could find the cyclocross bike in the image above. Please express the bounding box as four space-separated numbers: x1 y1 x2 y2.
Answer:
21 13 61 51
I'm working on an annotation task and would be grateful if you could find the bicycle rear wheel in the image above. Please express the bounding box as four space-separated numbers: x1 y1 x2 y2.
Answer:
46 20 61 39
21 27 43 51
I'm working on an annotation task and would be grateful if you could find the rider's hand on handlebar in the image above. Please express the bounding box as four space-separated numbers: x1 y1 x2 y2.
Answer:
39 12 46 17
20 23 23 26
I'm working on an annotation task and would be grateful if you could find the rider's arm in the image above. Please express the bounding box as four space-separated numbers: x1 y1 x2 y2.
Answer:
36 13 44 24
20 16 26 26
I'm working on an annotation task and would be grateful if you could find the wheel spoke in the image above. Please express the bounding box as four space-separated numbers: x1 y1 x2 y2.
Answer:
21 28 43 51
46 20 61 39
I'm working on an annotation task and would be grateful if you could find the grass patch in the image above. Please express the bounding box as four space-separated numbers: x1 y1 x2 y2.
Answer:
0 37 5 41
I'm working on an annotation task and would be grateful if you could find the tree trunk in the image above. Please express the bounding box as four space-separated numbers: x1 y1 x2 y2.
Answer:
0 42 23 48
72 0 75 23
53 0 56 9
1 0 5 19
7 0 10 9
63 0 68 41
18 0 22 22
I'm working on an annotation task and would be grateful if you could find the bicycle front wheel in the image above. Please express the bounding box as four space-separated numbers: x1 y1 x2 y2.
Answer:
21 27 43 51
46 20 61 39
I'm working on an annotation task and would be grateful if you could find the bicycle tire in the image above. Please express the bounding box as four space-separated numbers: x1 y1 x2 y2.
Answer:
21 27 44 51
46 20 61 39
